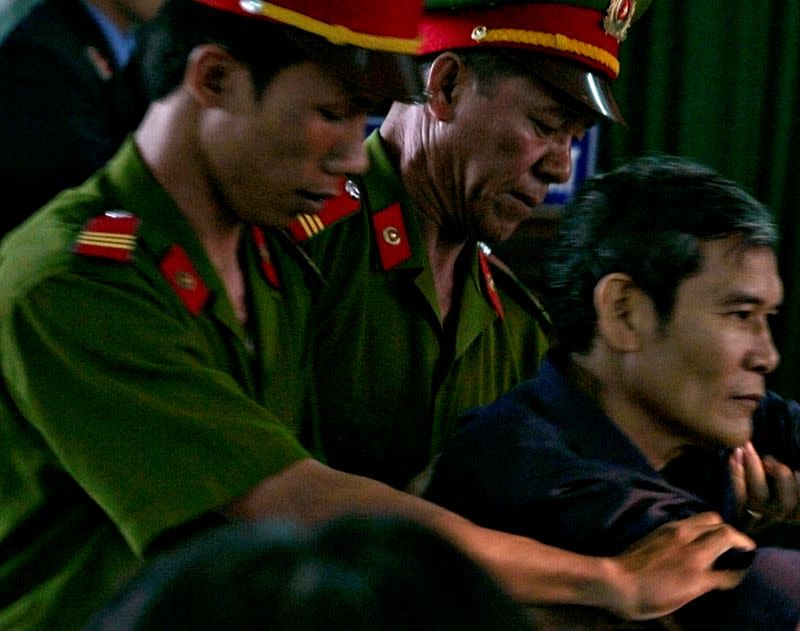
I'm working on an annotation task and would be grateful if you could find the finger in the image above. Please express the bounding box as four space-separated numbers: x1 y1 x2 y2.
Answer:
794 470 800 521
742 441 769 510
709 567 751 590
763 456 800 519
729 447 747 514
684 524 754 592
620 513 726 558
688 521 755 567
674 511 725 527
650 512 724 541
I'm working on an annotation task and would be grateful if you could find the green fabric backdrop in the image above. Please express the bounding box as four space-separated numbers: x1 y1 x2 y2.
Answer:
598 0 800 399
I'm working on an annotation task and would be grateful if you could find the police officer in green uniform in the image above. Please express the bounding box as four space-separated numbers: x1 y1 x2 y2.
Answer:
296 131 551 491
296 0 758 623
0 0 425 628
0 0 757 629
300 0 639 492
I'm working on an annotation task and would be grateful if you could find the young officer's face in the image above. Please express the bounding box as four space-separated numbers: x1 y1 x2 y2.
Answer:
627 237 782 451
439 71 594 243
204 61 373 228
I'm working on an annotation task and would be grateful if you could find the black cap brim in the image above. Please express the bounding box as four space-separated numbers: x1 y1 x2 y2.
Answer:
529 56 625 125
287 30 426 105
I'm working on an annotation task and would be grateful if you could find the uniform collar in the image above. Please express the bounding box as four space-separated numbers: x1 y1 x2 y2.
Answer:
362 130 428 272
105 139 212 265
362 131 504 321
104 140 317 321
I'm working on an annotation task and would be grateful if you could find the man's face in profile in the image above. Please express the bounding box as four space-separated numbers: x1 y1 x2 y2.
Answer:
624 236 782 450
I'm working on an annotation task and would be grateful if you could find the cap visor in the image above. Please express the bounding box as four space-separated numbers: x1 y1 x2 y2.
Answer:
529 56 625 125
288 30 426 104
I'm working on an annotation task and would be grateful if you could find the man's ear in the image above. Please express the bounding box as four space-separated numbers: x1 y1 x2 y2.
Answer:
184 45 242 107
425 52 468 121
594 273 655 352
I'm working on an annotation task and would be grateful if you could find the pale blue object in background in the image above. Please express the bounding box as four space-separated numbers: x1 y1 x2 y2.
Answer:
0 0 42 44
543 125 598 206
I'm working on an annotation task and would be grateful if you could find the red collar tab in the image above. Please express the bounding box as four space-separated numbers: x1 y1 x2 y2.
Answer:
159 245 210 316
478 246 505 320
251 226 281 290
372 202 411 271
73 211 140 263
286 179 361 242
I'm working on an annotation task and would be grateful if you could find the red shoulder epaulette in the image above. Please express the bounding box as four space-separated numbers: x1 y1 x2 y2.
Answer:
286 179 361 242
73 211 140 263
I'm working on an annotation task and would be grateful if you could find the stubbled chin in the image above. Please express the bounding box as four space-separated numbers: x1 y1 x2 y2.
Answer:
487 213 527 243
718 417 754 448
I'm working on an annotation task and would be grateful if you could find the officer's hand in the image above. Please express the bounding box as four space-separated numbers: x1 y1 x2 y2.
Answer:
729 441 800 533
610 512 754 620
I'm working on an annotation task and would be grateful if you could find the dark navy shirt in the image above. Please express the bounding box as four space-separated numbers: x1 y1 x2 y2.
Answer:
427 353 800 630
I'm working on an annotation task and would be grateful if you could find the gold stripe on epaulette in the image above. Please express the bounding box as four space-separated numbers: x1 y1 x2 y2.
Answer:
296 213 325 238
75 232 137 249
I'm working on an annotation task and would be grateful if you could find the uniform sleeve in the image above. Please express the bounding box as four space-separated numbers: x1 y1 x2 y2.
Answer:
426 396 708 556
1 271 310 556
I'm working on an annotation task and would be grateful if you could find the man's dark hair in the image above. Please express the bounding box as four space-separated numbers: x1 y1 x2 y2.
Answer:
136 0 308 100
542 154 778 354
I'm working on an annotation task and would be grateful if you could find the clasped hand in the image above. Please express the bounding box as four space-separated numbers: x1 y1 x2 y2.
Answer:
729 441 800 533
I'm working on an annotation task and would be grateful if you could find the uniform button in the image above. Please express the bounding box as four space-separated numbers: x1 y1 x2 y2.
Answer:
382 226 401 246
175 271 196 291
345 179 361 200
471 25 488 42
239 0 263 14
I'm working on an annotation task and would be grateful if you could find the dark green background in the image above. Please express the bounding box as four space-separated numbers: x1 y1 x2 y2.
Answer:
598 0 800 399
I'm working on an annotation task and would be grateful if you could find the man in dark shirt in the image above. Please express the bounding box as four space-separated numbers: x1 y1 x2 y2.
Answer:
428 155 800 630
0 0 162 234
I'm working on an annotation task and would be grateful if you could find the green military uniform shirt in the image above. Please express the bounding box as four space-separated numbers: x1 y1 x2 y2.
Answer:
303 131 549 490
0 140 314 630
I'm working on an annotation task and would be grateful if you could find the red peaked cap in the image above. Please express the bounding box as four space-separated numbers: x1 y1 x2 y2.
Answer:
191 0 426 102
420 0 653 123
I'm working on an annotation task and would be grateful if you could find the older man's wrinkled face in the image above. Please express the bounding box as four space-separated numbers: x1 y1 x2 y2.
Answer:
440 71 594 243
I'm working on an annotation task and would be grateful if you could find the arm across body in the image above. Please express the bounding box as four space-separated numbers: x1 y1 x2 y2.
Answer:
7 271 750 621
226 458 752 620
